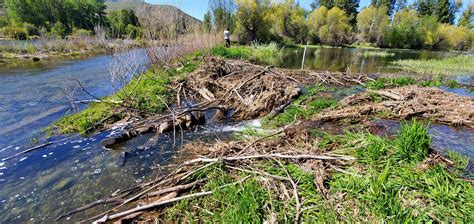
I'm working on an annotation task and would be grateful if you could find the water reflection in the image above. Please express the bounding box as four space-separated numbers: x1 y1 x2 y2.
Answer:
257 47 459 73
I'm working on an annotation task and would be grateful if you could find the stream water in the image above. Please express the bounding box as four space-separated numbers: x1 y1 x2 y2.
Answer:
0 47 472 223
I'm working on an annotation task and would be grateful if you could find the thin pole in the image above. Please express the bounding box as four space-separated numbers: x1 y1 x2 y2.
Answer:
301 43 307 70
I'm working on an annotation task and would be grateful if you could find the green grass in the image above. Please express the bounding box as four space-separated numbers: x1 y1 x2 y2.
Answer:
395 119 432 162
366 76 415 90
360 50 395 58
262 85 338 128
52 54 202 134
161 119 472 222
211 42 283 64
392 55 474 76
326 119 472 222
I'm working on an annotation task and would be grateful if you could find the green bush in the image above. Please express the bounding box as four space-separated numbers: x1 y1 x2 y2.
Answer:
23 23 39 36
2 26 27 40
51 22 67 38
72 29 93 37
211 45 252 59
125 24 140 39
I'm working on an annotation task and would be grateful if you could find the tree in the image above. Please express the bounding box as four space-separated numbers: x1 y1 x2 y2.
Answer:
308 6 351 46
458 4 473 28
209 0 235 31
107 9 140 38
393 0 407 12
385 9 422 49
357 6 390 46
270 0 307 44
310 0 319 10
436 24 472 50
234 0 272 43
308 6 328 43
416 0 459 24
370 0 396 15
435 0 457 24
203 11 212 32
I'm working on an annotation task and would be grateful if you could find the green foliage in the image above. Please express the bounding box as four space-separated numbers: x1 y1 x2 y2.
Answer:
366 76 415 90
357 6 390 46
393 55 474 76
107 9 140 38
71 28 93 37
211 45 252 59
5 0 107 36
263 85 338 127
54 103 116 134
51 22 67 38
25 43 36 54
384 9 422 49
458 4 473 29
308 6 352 46
1 26 26 39
436 24 473 51
202 10 212 32
270 0 308 44
446 151 469 172
395 119 431 162
164 165 269 222
23 22 38 36
446 79 461 88
234 0 272 43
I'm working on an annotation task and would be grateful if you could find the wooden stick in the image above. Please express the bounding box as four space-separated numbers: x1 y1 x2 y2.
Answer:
182 153 356 166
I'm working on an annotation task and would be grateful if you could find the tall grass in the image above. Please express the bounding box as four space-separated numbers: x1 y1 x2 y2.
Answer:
395 119 431 162
392 55 474 76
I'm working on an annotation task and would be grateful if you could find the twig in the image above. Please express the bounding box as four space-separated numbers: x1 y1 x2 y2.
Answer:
1 142 52 161
182 153 356 166
275 159 301 224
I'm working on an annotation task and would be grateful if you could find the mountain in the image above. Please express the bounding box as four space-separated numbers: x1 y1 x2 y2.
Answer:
104 0 202 30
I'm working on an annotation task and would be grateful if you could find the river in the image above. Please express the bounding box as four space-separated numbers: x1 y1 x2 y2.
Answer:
0 47 471 223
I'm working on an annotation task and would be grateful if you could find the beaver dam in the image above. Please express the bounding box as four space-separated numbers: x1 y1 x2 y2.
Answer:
44 56 473 223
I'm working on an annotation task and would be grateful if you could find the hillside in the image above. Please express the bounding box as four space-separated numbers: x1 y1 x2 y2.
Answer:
104 0 201 31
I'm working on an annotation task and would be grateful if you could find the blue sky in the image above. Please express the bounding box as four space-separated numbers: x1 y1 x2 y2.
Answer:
145 0 470 21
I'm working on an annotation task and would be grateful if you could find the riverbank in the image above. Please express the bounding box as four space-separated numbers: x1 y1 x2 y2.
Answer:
0 37 140 63
46 46 474 222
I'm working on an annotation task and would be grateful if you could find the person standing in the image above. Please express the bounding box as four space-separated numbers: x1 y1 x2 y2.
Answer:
224 28 230 48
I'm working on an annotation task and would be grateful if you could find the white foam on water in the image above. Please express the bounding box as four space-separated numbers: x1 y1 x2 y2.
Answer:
0 162 4 166
48 152 53 155
14 146 20 150
42 155 47 158
93 169 101 174
72 145 81 149
0 167 6 170
19 157 27 162
0 173 3 176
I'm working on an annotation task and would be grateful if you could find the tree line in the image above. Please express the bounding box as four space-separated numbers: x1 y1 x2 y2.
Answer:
0 0 140 39
203 0 473 51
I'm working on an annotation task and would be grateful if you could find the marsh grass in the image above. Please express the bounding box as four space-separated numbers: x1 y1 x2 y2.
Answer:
360 50 395 58
392 55 474 76
326 119 472 222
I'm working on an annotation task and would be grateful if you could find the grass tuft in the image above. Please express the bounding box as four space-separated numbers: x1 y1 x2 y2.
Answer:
395 119 431 162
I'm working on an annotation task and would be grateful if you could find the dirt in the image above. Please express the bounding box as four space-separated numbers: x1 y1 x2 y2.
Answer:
317 86 474 129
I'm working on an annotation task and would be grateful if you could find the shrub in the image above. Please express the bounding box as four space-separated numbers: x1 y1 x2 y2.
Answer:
26 43 36 54
125 24 140 39
72 29 93 37
23 23 39 36
2 26 27 40
51 22 67 38
211 45 252 59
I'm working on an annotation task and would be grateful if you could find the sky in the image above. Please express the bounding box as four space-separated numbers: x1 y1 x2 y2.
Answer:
145 0 471 22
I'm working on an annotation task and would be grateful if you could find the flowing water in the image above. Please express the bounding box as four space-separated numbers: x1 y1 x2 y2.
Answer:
0 47 472 223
